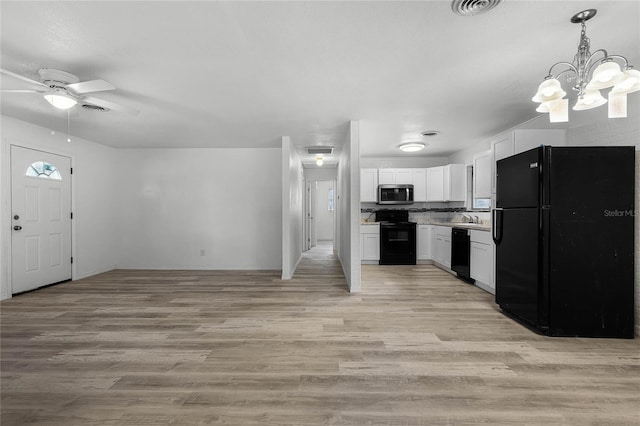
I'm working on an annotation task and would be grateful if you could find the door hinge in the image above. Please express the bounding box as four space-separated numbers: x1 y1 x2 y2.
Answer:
70 167 73 174
70 212 73 219
71 257 74 264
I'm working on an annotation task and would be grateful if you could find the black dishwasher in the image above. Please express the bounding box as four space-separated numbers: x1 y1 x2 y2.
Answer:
451 228 474 283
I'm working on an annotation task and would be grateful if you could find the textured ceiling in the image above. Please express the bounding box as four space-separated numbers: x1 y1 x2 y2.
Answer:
1 1 639 165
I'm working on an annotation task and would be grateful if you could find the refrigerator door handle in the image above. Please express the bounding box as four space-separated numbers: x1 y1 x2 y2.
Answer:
492 208 503 245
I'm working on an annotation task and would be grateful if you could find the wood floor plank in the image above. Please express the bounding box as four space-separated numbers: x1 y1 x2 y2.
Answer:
2 244 639 425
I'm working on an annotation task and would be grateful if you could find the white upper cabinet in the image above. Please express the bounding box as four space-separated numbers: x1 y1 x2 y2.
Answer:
427 164 465 202
378 168 413 185
395 169 413 184
360 169 378 202
491 129 566 193
412 169 427 202
426 167 444 201
378 169 395 185
473 151 492 200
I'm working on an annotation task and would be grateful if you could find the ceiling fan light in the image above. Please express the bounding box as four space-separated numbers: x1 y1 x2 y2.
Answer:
610 68 640 95
43 92 77 110
532 78 565 103
573 90 607 111
586 61 624 90
398 142 426 153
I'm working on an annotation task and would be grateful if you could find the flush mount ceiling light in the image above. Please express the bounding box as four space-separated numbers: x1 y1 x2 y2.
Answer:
533 9 639 122
398 142 427 153
43 88 77 110
316 155 324 166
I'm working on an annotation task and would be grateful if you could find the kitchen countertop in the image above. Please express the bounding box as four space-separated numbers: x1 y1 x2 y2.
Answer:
360 221 490 231
427 221 491 231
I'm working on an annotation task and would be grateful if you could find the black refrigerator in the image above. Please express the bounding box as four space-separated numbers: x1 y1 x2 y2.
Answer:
493 146 634 338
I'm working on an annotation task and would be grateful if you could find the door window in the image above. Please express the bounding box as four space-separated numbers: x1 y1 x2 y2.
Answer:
25 161 62 180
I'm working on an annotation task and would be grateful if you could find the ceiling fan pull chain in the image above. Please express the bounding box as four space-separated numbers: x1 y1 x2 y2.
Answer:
67 110 71 143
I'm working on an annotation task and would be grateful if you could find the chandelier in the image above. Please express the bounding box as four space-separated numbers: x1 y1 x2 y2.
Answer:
532 9 639 122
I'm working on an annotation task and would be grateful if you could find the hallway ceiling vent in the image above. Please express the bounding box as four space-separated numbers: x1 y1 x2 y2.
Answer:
451 0 502 16
306 146 334 155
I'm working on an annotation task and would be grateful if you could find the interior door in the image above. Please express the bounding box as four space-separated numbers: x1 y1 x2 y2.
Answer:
11 146 72 294
309 181 317 248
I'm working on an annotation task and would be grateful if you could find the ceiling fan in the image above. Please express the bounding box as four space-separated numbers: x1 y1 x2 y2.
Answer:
0 68 139 115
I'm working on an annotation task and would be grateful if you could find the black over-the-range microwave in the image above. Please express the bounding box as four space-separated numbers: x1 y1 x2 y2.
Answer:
377 184 414 205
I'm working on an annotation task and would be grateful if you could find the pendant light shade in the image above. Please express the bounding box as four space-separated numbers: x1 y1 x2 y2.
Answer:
536 102 551 113
586 61 624 90
573 90 607 111
532 78 566 103
610 68 640 95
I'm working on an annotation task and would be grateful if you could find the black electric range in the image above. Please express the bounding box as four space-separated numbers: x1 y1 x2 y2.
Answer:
375 209 416 265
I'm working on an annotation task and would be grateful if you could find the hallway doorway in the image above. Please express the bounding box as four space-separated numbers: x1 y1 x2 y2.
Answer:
305 179 336 252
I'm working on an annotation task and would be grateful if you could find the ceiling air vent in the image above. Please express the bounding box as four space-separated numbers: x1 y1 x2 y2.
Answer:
81 103 109 112
451 0 502 16
306 146 334 155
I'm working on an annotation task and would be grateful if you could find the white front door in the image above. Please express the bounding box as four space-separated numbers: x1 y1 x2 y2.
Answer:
11 146 72 294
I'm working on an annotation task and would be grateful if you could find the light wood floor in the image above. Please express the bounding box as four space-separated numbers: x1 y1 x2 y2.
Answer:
2 245 639 425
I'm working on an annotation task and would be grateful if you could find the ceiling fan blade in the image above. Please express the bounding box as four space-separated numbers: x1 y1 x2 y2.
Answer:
82 96 139 116
0 68 48 88
67 79 115 94
0 89 46 93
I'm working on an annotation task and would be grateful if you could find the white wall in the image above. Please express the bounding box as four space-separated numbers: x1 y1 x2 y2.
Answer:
315 180 334 241
304 166 337 181
281 136 304 279
1 115 117 300
337 121 361 292
115 147 282 270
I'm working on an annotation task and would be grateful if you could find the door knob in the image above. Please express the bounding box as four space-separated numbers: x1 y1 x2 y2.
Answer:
13 226 22 231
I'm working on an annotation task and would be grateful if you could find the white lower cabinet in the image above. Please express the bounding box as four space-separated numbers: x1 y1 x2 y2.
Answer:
433 226 451 268
469 230 494 293
360 224 380 262
417 225 432 260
